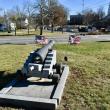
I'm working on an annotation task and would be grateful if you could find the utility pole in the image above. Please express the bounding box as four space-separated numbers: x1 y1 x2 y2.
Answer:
82 0 85 25
82 0 84 12
4 10 7 25
40 0 44 35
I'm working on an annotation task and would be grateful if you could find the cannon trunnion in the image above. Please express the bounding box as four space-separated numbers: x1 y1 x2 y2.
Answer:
21 40 62 83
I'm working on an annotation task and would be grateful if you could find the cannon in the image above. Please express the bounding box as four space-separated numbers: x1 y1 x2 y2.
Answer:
21 40 62 83
0 40 69 110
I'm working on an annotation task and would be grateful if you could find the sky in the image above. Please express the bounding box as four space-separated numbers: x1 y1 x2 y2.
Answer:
0 0 109 16
59 0 109 14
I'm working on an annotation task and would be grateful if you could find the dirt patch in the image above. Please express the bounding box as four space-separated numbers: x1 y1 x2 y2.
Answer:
70 67 85 79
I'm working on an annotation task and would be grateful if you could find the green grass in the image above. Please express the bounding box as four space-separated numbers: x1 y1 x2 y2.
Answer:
56 42 110 110
0 29 65 37
0 44 40 89
0 42 110 110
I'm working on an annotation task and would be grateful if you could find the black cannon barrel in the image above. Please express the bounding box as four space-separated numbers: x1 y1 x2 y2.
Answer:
35 40 55 63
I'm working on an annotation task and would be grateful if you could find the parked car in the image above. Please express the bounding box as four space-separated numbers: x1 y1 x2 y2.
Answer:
106 26 110 32
0 24 7 32
35 35 48 44
66 28 74 32
78 26 88 32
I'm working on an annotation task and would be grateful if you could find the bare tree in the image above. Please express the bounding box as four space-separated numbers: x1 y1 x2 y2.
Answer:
55 5 68 33
97 6 105 20
47 0 68 33
34 0 47 35
7 6 26 29
0 8 3 15
15 6 22 29
0 16 4 23
24 0 34 34
48 0 58 32
7 9 17 24
83 9 99 25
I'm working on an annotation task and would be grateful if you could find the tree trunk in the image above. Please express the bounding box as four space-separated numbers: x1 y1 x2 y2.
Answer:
51 23 54 33
40 25 43 35
40 4 43 35
28 24 29 35
20 19 22 30
35 25 37 31
62 25 64 34
15 28 16 36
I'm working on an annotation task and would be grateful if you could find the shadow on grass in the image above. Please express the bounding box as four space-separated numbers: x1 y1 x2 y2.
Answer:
97 40 110 42
0 43 29 45
0 33 36 37
0 71 16 90
0 104 50 110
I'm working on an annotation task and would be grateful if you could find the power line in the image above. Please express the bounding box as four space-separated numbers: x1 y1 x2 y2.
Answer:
84 0 108 9
82 0 84 11
87 2 109 10
69 2 109 12
85 1 109 9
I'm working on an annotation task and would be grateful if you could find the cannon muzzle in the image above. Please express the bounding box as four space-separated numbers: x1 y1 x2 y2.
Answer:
35 40 55 63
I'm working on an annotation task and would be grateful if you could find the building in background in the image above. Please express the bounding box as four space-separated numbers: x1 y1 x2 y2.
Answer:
70 14 83 25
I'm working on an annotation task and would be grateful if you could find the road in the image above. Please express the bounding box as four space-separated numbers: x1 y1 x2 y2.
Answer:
0 34 110 44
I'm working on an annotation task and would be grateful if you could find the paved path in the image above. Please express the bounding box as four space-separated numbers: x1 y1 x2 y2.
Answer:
0 34 110 44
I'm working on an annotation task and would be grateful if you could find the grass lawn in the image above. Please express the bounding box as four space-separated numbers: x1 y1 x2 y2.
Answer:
0 29 65 37
0 42 110 110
